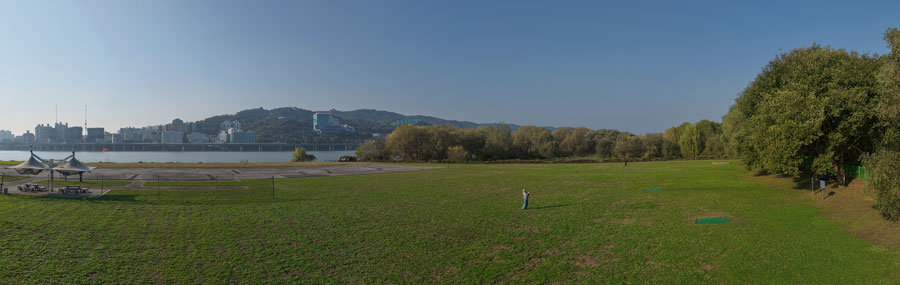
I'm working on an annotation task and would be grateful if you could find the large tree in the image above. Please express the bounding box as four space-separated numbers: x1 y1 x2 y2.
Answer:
877 28 900 144
512 126 557 159
723 45 883 185
478 124 513 160
865 28 900 219
557 127 596 156
679 124 702 159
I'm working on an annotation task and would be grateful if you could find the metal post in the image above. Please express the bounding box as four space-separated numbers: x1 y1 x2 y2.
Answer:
1 172 5 194
811 176 814 194
101 174 104 196
156 174 160 197
272 176 275 198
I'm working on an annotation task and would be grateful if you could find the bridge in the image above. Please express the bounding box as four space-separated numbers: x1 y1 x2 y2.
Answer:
0 143 361 152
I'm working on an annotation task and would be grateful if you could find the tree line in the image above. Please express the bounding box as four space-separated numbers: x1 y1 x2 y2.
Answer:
722 28 900 219
356 120 726 163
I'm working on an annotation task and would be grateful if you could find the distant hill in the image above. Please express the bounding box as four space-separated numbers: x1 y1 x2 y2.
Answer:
182 107 524 143
331 109 488 129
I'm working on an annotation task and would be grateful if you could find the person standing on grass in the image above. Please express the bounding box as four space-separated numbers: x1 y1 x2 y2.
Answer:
522 188 530 210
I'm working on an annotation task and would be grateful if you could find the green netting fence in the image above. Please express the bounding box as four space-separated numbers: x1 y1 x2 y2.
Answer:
845 165 868 180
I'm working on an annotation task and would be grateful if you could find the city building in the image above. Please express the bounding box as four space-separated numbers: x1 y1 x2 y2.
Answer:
0 130 13 143
188 132 210 144
111 134 125 144
30 123 88 144
313 112 355 134
214 120 257 144
22 131 35 144
216 131 229 144
86 128 104 143
55 123 68 143
35 124 55 143
161 131 184 144
66 126 83 143
167 118 186 132
229 130 256 144
221 120 241 132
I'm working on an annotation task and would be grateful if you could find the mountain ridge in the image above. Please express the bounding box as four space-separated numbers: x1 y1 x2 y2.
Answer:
177 107 531 143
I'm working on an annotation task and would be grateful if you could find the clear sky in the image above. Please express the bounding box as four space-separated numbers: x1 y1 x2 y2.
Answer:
1 0 898 135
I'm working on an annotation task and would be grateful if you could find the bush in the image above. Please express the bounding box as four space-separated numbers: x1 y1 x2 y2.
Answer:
863 150 900 220
291 147 316 162
356 137 388 162
446 146 469 163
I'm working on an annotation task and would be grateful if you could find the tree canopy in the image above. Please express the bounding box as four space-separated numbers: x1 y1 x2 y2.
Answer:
723 45 883 184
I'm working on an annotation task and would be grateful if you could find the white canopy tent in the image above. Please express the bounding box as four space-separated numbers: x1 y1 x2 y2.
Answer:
53 157 95 177
9 156 48 175
4 148 97 192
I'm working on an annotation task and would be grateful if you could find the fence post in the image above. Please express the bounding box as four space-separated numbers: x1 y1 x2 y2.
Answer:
101 174 104 196
272 176 275 198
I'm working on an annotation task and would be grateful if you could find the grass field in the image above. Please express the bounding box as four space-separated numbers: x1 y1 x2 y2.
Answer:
0 161 897 283
1 176 25 183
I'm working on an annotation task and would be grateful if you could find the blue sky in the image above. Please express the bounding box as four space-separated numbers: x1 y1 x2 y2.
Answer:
1 0 898 135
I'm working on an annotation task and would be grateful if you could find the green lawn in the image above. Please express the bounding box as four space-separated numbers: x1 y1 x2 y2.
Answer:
0 161 897 283
0 176 25 182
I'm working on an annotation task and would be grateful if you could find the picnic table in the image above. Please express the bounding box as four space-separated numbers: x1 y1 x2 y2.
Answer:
17 184 48 192
58 185 88 194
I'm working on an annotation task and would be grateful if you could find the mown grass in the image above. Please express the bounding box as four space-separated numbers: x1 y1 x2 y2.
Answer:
0 176 25 182
0 161 897 283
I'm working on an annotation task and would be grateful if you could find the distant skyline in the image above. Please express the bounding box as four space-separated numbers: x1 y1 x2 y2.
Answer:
2 0 899 135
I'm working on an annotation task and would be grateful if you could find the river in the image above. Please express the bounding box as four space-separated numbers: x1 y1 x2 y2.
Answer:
0 150 357 163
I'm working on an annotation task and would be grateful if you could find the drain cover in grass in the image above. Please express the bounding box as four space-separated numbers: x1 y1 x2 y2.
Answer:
695 216 730 224
642 188 662 191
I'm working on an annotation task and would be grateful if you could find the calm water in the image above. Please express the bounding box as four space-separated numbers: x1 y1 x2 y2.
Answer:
0 150 356 163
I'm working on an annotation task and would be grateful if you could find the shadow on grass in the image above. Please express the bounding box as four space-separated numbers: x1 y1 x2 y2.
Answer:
529 204 569 210
97 194 140 202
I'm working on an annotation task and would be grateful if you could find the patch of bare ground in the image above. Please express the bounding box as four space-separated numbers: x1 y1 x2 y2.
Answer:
746 172 900 249
614 219 634 225
644 261 667 269
699 262 717 271
572 243 618 269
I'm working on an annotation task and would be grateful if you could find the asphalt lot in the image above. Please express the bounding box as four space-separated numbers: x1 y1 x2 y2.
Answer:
0 164 439 197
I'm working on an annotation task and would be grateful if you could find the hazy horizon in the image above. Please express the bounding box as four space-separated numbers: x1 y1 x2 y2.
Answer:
2 0 899 135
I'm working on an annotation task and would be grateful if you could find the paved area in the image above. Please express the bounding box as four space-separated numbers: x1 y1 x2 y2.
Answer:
88 164 439 180
0 164 439 198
